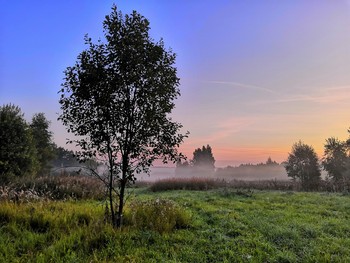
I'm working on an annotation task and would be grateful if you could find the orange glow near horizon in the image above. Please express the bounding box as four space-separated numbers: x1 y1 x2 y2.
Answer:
178 124 349 167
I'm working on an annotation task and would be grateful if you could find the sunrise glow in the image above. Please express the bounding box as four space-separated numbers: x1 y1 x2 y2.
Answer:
1 1 350 167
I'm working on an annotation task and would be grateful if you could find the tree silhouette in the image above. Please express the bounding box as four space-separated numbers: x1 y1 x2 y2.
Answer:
192 145 215 170
322 137 349 182
59 6 187 227
265 157 278 166
285 141 321 190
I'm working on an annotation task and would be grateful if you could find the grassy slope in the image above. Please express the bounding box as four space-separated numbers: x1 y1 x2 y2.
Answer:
1 189 350 262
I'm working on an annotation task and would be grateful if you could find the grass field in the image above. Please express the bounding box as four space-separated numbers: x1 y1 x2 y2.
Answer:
1 188 350 262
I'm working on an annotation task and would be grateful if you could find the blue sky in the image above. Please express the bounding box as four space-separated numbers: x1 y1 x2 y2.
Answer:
1 1 350 166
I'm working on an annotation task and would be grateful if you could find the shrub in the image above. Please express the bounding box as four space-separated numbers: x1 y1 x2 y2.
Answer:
125 199 191 233
319 177 350 192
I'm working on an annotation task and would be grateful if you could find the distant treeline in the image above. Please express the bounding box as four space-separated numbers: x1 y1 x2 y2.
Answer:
177 134 350 191
176 156 287 181
216 158 288 181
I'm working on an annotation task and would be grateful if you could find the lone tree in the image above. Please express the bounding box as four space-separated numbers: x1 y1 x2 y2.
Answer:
322 137 349 182
59 6 187 227
192 145 215 169
285 141 321 190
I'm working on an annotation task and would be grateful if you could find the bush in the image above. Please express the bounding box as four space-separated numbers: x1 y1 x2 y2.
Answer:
125 199 191 233
318 177 350 192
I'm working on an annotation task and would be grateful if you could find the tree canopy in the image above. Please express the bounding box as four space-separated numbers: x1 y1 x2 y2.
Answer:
192 145 215 169
58 5 187 227
0 105 58 182
30 113 55 175
285 141 321 190
0 104 38 182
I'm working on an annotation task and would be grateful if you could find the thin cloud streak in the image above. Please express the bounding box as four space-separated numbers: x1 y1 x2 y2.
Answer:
205 80 275 94
278 86 350 104
251 85 350 105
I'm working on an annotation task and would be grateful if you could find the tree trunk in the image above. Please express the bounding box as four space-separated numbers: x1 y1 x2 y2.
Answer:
109 169 116 226
116 178 126 228
107 144 116 226
116 154 128 228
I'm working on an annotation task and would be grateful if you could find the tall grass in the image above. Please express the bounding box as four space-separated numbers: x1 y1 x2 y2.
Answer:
124 198 192 233
149 177 297 192
149 176 350 193
1 190 350 261
1 175 105 202
149 177 227 191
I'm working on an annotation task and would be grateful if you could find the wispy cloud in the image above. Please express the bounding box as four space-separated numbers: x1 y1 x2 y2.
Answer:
205 80 275 94
250 85 350 105
276 85 350 104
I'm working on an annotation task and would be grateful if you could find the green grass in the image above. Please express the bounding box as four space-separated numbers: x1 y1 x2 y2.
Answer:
1 189 350 262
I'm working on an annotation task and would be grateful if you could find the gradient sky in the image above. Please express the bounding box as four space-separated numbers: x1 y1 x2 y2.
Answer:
1 1 350 167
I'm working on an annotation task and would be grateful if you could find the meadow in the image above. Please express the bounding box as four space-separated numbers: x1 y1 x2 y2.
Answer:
1 179 350 263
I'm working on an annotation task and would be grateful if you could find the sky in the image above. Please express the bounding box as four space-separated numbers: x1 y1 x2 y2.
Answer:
1 1 350 167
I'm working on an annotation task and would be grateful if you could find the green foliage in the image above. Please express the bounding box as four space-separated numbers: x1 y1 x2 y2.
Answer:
1 190 350 261
0 105 57 182
30 113 55 175
0 104 39 182
322 137 350 182
58 5 187 227
285 141 321 190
